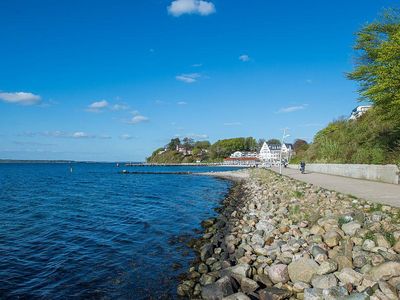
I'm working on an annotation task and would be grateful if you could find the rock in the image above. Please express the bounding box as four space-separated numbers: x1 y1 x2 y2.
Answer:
377 281 397 300
258 287 293 300
393 240 400 253
353 255 368 268
304 288 323 300
254 247 268 256
362 239 375 252
322 286 349 299
311 274 338 289
311 246 328 263
267 264 289 284
201 243 214 261
342 292 370 299
251 234 265 247
177 283 191 296
198 263 208 274
335 268 363 286
334 255 353 271
255 273 273 287
317 260 338 275
288 258 319 283
370 254 384 267
324 231 341 248
256 220 275 234
202 276 234 300
239 277 259 293
369 261 400 281
375 234 391 249
222 293 251 300
293 282 311 292
342 222 361 236
219 264 250 281
200 274 217 286
201 218 215 228
310 225 325 235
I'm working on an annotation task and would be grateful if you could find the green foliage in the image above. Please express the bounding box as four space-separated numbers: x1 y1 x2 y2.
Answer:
347 9 400 120
338 216 351 227
209 137 257 160
292 191 304 198
167 138 181 151
267 139 281 145
384 232 396 247
364 231 376 242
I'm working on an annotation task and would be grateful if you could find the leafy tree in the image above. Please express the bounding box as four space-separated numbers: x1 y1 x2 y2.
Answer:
347 8 400 119
182 137 194 149
267 139 281 146
257 139 266 151
293 139 309 152
194 141 211 149
167 138 181 151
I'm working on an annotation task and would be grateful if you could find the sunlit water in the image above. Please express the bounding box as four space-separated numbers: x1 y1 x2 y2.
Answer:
0 163 239 299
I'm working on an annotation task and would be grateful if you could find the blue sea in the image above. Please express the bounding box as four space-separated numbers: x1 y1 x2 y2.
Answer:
0 163 239 299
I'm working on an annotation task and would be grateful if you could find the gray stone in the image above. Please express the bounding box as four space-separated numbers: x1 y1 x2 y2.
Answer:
201 243 214 261
202 276 234 300
219 264 250 282
378 280 398 300
222 292 251 300
258 287 293 300
288 258 319 283
353 255 368 268
198 263 208 274
317 260 338 275
323 231 341 248
200 274 217 286
322 286 349 300
311 274 337 289
335 268 363 286
267 264 289 284
303 288 324 300
342 221 361 236
362 239 376 252
256 220 275 234
239 277 259 293
369 261 400 281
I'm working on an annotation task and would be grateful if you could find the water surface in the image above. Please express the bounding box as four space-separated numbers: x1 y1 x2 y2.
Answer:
0 163 239 299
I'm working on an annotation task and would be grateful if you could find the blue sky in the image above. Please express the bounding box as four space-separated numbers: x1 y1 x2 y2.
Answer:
0 0 395 161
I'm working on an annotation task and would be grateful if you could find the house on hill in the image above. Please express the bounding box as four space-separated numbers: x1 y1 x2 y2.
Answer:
258 142 293 163
349 105 372 120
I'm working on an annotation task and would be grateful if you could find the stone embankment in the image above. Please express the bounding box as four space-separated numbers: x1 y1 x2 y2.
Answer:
178 169 400 299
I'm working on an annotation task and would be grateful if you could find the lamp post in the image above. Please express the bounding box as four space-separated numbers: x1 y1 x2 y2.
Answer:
279 128 290 175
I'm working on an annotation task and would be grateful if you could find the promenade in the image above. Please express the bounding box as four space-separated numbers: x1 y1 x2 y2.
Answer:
272 167 400 207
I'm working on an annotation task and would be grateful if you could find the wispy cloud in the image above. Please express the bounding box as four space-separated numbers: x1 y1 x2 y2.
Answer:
223 122 242 126
86 100 109 112
168 0 216 17
192 63 202 67
126 111 150 125
176 73 201 83
187 133 208 139
19 131 111 139
111 103 129 111
177 101 187 105
239 54 250 62
277 104 308 113
120 134 135 140
0 91 41 105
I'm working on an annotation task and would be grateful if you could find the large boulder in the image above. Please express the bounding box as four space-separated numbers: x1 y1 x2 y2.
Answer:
335 268 363 286
342 221 361 236
288 258 319 283
258 287 293 300
222 293 251 300
311 274 337 289
219 264 251 282
202 276 234 300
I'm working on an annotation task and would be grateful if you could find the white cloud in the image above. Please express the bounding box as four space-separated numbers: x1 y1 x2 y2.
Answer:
87 100 109 112
177 101 187 105
176 73 201 83
168 0 215 17
239 54 250 62
72 131 91 138
278 104 308 113
187 133 208 139
192 63 202 67
223 122 242 126
120 134 134 140
127 115 149 124
0 91 41 105
111 104 129 111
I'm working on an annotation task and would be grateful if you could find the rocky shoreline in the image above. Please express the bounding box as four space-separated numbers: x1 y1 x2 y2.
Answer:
177 169 400 299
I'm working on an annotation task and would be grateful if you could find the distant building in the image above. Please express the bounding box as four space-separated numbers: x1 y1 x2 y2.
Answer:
224 157 260 166
258 142 293 163
230 151 258 158
176 145 192 155
349 105 372 120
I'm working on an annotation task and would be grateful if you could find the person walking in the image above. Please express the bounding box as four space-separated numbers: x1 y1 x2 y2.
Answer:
300 161 306 174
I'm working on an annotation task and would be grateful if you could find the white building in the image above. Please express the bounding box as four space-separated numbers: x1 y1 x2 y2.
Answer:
349 105 372 120
230 151 258 158
258 142 293 163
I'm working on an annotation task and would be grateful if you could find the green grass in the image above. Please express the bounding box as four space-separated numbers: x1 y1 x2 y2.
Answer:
369 203 383 212
293 191 304 198
338 216 351 227
384 232 396 247
364 231 376 242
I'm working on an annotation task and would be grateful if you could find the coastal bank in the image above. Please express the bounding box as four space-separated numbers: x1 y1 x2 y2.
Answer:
178 169 400 299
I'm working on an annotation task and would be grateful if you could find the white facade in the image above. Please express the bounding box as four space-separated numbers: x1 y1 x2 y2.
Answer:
349 105 372 120
259 142 293 162
229 151 258 158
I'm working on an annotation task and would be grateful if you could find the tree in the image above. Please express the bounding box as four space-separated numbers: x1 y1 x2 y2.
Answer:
257 139 266 151
194 141 211 149
267 139 281 146
293 139 309 152
347 8 400 120
182 137 194 149
167 138 181 151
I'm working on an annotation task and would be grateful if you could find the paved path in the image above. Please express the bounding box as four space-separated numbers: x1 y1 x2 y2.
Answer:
272 167 400 207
